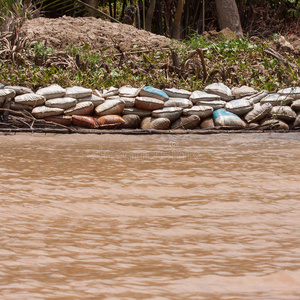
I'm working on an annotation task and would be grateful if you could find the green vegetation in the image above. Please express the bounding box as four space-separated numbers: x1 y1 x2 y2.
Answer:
0 33 299 91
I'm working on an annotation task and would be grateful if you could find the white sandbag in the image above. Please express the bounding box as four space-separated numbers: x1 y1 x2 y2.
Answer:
278 87 300 99
4 86 33 95
291 100 300 111
244 103 272 123
164 98 193 108
260 94 293 106
183 106 213 118
152 107 183 122
196 99 226 110
225 99 253 116
204 83 233 101
106 96 121 100
271 106 297 122
189 91 221 104
64 101 94 116
64 86 92 99
14 93 45 106
95 99 125 116
245 90 268 104
32 106 64 119
213 108 246 129
120 97 135 107
0 88 16 101
140 117 171 130
231 86 258 98
171 115 200 129
164 87 191 98
77 94 105 106
45 97 77 109
135 97 164 111
118 86 140 98
139 86 169 101
102 86 119 98
122 107 152 118
36 84 66 99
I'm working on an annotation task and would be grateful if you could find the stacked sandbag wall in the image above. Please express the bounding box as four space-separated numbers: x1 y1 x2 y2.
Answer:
1 83 300 130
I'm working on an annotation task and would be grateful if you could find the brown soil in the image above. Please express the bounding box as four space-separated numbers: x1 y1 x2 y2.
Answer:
21 16 171 52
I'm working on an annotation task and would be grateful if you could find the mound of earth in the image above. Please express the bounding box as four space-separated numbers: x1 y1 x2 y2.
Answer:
21 16 172 52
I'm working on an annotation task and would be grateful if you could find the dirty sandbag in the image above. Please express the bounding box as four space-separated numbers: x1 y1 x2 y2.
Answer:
121 114 141 128
36 84 66 100
278 87 300 100
4 86 33 95
44 115 72 126
231 85 258 98
183 106 213 119
72 115 99 129
164 98 193 108
14 93 45 107
189 91 221 104
291 100 300 111
135 97 164 111
118 86 140 98
64 101 94 116
102 86 119 98
95 99 125 116
140 117 170 130
97 115 125 127
271 106 296 122
244 103 272 123
200 117 215 129
164 87 191 99
77 94 105 106
260 118 290 130
122 107 152 118
204 83 233 101
152 107 183 122
45 97 77 109
171 115 200 130
32 106 64 119
64 86 92 99
260 94 293 106
139 86 169 101
120 97 136 108
225 99 253 116
196 99 226 110
213 108 246 129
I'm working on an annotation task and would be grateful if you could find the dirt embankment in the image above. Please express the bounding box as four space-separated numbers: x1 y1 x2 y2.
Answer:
21 16 171 52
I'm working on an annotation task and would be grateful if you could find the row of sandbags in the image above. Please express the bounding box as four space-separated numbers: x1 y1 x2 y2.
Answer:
1 83 300 130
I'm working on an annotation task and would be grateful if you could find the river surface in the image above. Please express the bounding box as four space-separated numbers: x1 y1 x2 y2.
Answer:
0 132 300 299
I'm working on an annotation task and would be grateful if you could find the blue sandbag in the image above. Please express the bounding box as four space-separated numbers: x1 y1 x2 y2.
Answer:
213 108 246 129
140 86 169 101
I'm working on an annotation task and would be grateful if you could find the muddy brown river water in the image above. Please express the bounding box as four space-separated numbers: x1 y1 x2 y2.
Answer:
0 133 300 299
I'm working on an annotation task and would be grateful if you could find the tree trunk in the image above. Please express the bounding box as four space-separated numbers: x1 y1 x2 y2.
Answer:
215 0 243 35
145 0 156 31
172 0 184 39
85 0 99 17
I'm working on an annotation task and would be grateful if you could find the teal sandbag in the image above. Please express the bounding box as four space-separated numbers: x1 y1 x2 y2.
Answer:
140 86 169 101
213 108 246 129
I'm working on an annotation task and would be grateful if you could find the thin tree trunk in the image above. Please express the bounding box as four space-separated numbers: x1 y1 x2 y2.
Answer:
172 0 184 39
84 0 99 17
215 0 243 35
145 0 156 31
